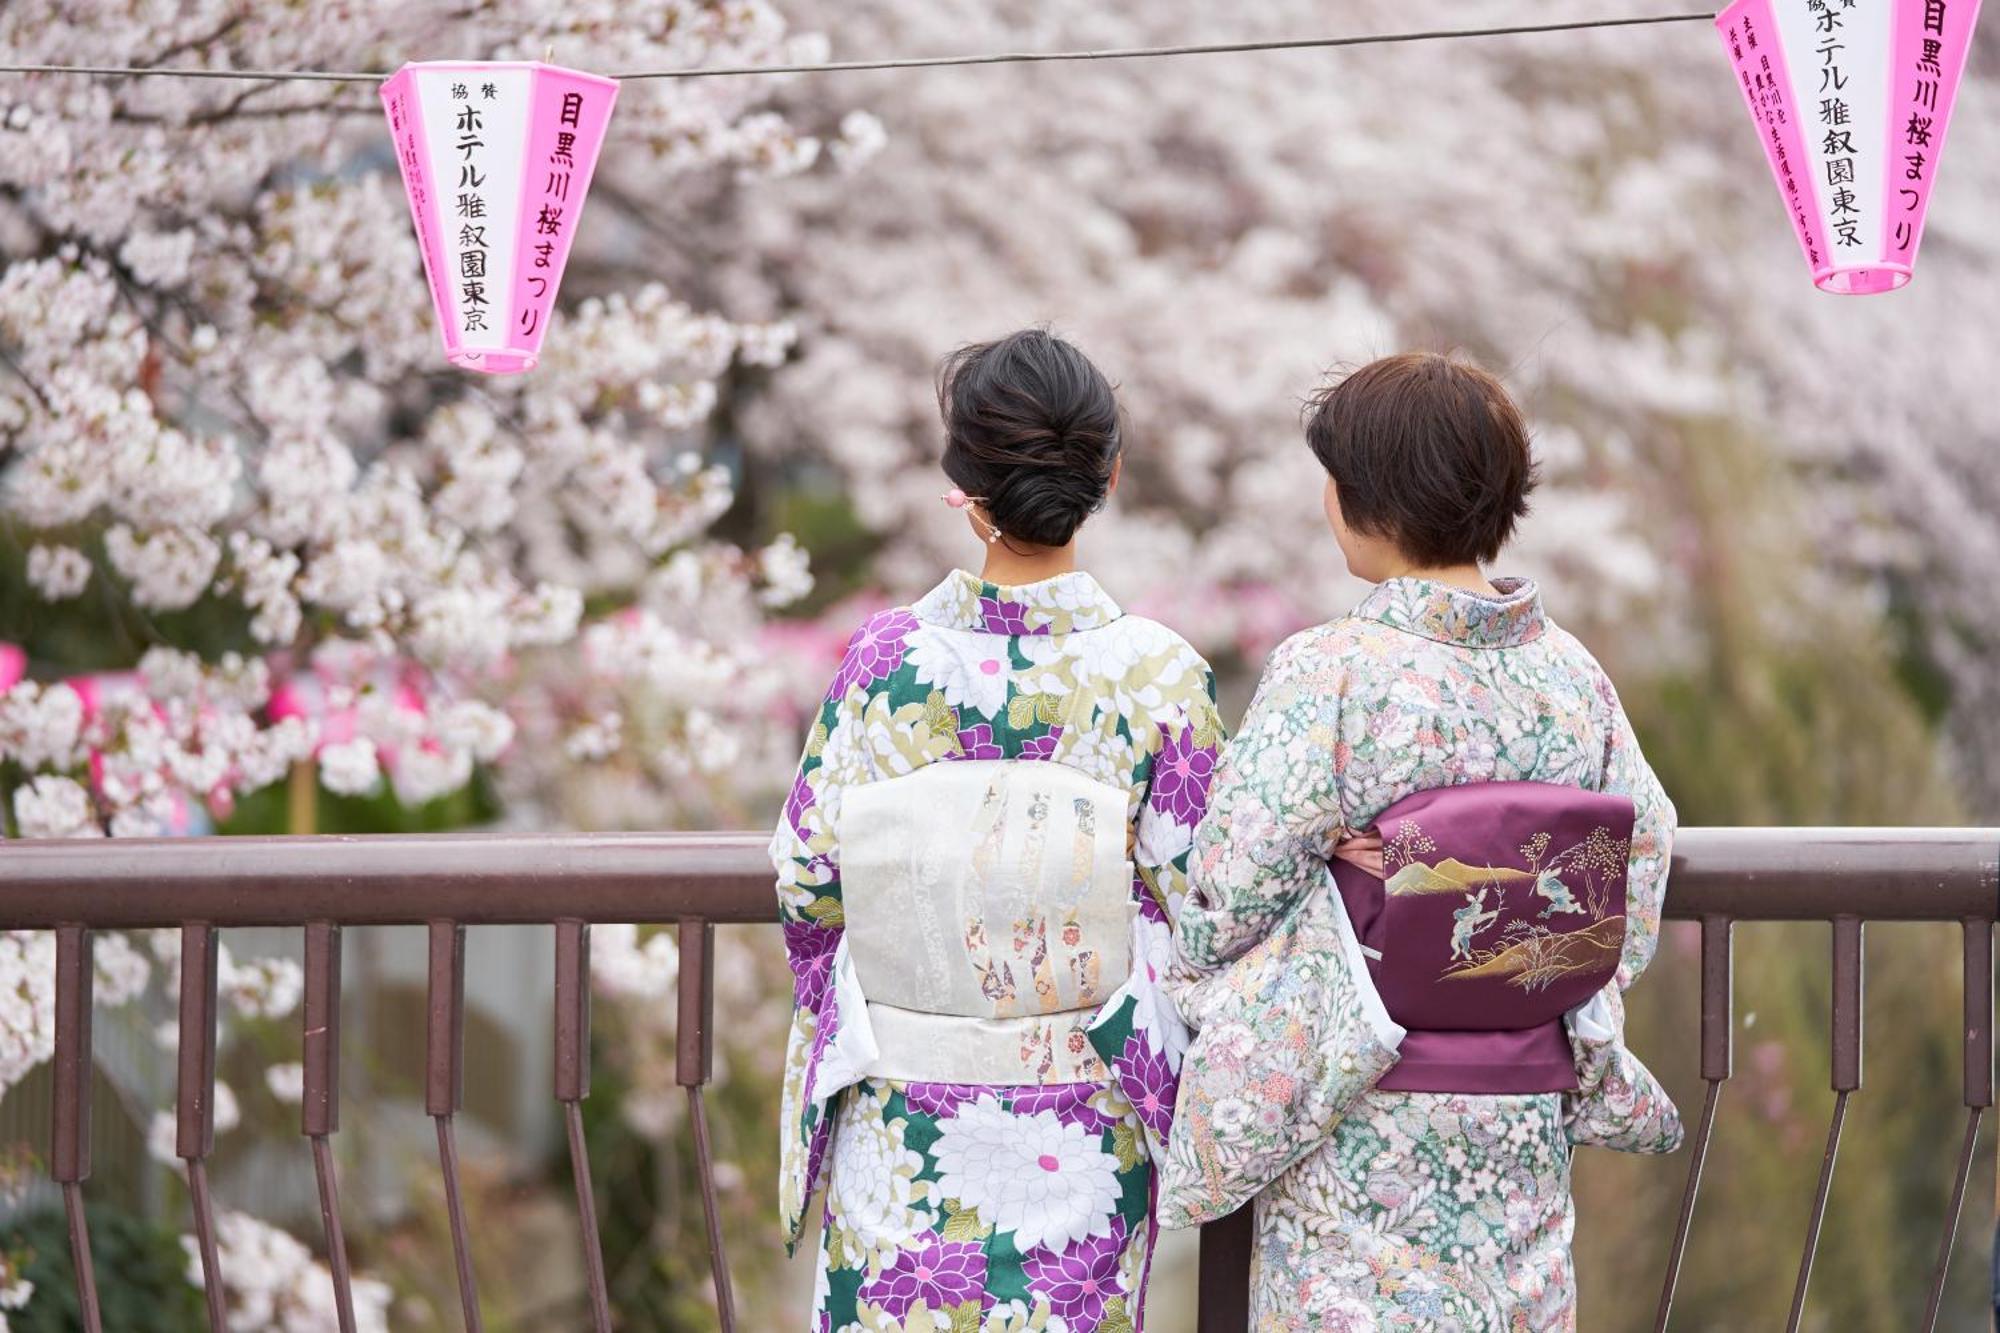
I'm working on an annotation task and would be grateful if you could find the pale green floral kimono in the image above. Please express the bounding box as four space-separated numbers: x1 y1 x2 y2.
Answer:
1174 576 1678 1332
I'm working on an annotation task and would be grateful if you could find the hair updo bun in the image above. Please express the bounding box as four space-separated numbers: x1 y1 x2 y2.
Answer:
938 328 1122 549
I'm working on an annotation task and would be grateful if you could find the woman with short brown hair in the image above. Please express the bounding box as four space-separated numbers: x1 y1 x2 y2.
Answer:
1168 352 1681 1330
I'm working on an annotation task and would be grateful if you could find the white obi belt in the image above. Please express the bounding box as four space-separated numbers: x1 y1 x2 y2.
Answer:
828 760 1138 1088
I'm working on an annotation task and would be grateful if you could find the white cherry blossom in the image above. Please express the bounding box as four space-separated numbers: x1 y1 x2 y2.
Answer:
24 545 90 600
316 738 380 797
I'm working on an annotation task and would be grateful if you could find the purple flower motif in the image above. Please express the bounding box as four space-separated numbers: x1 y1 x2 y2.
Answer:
952 723 1005 761
784 769 816 838
1019 727 1064 762
903 1083 982 1118
1011 1082 1119 1133
1115 1033 1178 1141
979 597 1051 636
1147 726 1216 826
1023 1216 1128 1328
1133 875 1168 925
860 1235 989 1318
829 608 920 699
783 919 839 1010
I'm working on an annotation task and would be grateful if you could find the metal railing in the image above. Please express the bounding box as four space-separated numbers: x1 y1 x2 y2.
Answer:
1 826 1995 1332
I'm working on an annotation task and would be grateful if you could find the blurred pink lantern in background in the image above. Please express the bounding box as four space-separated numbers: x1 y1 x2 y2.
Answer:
66 672 204 833
1717 0 1984 293
268 650 430 768
379 61 619 373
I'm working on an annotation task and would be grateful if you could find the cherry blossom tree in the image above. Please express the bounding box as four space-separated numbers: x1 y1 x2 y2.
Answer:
1 2 874 1323
731 0 2000 804
0 1 888 840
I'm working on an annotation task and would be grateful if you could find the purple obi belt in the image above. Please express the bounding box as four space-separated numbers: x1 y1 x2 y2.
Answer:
1332 781 1636 1095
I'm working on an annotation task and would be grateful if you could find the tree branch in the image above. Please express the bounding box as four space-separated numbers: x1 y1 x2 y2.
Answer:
135 14 248 69
0 343 51 412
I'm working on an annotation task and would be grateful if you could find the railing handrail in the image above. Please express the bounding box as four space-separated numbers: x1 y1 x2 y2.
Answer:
2 825 1995 1333
0 826 1993 928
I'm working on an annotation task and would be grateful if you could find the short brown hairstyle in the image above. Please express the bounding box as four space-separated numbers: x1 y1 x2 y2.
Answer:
1304 352 1538 567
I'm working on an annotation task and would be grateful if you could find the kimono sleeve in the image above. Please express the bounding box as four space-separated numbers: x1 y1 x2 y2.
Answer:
1593 669 1676 990
1174 632 1346 978
770 654 856 1247
1089 654 1223 1157
1564 986 1684 1154
1560 667 1684 1153
1132 659 1225 922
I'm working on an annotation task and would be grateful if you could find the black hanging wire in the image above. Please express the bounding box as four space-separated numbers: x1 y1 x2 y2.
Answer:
0 12 1716 85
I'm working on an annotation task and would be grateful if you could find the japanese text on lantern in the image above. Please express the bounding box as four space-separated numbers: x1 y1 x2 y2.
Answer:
451 81 501 334
1731 14 1824 269
1895 0 1948 251
514 89 590 343
384 89 447 331
1810 0 1864 247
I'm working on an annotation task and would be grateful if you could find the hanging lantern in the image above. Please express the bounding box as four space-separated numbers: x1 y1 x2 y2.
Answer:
379 61 619 372
1716 0 1983 293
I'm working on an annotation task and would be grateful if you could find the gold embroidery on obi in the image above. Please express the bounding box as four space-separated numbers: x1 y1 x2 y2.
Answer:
1385 817 1633 992
1065 797 1104 1002
964 780 1015 1007
1010 787 1061 1015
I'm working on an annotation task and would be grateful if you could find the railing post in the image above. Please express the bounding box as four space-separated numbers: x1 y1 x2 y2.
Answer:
177 923 227 1333
1788 916 1863 1333
51 925 102 1333
1921 918 1991 1332
678 917 737 1332
302 922 357 1333
426 920 483 1333
1656 914 1733 1333
1197 1209 1255 1333
554 919 612 1333
1963 920 1993 1113
676 918 716 1088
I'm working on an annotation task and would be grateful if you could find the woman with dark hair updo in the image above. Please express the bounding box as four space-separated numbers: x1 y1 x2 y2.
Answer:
772 329 1223 1330
1162 353 1681 1330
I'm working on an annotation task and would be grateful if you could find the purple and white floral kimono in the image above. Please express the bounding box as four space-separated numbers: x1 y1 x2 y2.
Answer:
772 569 1222 1331
1175 576 1679 1332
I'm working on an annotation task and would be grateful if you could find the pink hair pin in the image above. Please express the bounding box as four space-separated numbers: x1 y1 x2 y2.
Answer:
941 487 1002 543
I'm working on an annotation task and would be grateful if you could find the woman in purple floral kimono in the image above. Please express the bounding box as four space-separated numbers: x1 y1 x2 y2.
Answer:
773 330 1222 1331
1174 353 1680 1331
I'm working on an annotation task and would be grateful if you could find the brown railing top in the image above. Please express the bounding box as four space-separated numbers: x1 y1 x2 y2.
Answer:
0 826 1994 928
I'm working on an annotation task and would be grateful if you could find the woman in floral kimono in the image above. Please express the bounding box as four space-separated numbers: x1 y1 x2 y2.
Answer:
773 329 1222 1332
1174 353 1679 1330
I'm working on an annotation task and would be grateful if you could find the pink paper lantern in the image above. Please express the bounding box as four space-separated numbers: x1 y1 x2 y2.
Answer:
269 664 429 762
1717 0 1983 294
380 61 619 372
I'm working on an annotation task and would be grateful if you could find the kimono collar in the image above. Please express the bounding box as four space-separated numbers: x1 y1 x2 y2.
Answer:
911 569 1124 637
1351 575 1546 649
